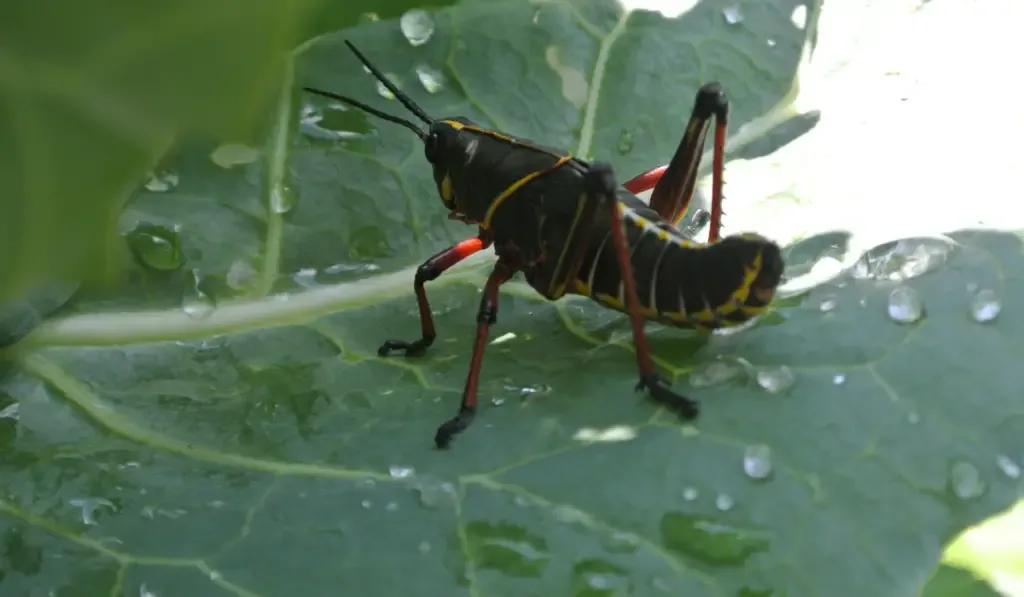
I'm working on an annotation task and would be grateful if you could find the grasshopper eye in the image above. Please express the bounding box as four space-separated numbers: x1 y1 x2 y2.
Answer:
425 132 442 163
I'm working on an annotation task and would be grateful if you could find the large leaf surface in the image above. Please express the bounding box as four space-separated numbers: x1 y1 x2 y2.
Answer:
3 0 1023 596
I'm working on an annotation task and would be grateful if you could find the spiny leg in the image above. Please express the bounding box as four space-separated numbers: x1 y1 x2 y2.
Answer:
434 259 518 449
379 233 492 357
622 82 729 242
583 163 699 419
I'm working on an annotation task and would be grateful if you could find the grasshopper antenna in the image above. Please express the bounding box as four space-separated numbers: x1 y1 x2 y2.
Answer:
343 40 433 126
302 86 426 141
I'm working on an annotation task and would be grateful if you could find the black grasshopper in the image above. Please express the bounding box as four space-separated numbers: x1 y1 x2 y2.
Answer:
304 41 785 449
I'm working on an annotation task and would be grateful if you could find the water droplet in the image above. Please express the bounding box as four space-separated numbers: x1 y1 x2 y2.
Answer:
572 425 637 443
384 501 399 512
553 505 593 526
182 270 215 318
907 411 920 424
69 497 115 525
682 487 698 501
501 383 552 402
389 466 415 479
209 143 261 169
464 521 551 577
651 577 672 592
125 223 183 271
359 12 380 24
690 357 749 388
415 64 445 94
715 493 734 511
208 570 222 581
996 454 1021 479
818 295 837 312
400 9 435 46
0 402 19 420
572 559 630 594
226 259 257 290
270 185 296 214
617 129 634 155
414 477 458 509
491 397 506 406
680 425 700 438
742 444 774 480
376 80 396 100
949 461 986 500
722 5 744 23
140 583 157 597
603 531 641 553
970 288 1001 323
888 286 923 324
143 169 179 192
660 513 768 566
361 499 372 509
852 238 952 281
418 540 431 554
833 374 846 385
755 366 795 394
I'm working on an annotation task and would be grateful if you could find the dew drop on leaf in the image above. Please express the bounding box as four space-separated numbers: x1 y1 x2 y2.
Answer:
996 454 1021 479
209 143 260 169
415 64 445 94
376 80 396 100
603 530 641 553
69 497 115 525
225 259 257 290
690 357 749 388
491 397 505 406
400 9 435 46
660 513 768 567
907 411 920 425
361 500 372 509
617 129 634 155
389 465 415 479
682 487 698 501
359 12 379 24
418 540 431 554
0 403 19 420
970 288 1001 323
270 185 296 214
818 295 837 312
125 223 183 271
852 238 952 281
143 169 179 192
755 366 795 394
384 501 399 512
949 461 986 500
140 583 157 597
573 563 630 594
742 444 774 480
722 5 743 23
887 286 923 324
414 477 458 509
714 493 734 512
182 270 215 319
833 374 846 385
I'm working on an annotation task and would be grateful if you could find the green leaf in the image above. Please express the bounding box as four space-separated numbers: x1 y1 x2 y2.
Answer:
3 0 1023 596
0 0 460 302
